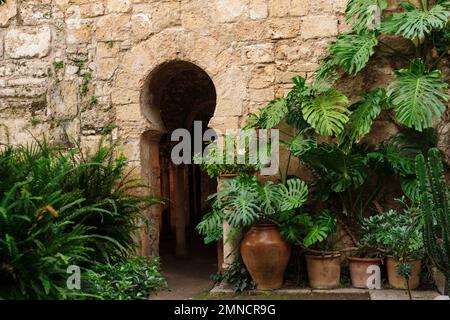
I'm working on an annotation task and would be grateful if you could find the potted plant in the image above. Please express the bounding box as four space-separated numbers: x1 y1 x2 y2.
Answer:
347 244 382 289
297 210 341 289
196 174 309 290
193 135 265 271
361 207 424 292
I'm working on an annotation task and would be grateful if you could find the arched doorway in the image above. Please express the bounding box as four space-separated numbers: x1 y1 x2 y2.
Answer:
142 61 218 280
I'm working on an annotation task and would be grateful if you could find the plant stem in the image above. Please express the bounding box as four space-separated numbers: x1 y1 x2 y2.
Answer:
406 277 412 300
430 48 450 71
419 0 425 11
283 153 292 184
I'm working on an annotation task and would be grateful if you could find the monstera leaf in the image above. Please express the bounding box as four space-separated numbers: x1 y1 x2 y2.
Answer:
338 88 385 150
346 0 388 33
196 210 224 244
279 178 309 212
224 187 260 227
301 90 351 136
246 98 288 129
387 60 449 131
326 32 379 76
259 181 282 215
302 144 368 192
303 210 337 248
380 2 450 42
289 134 318 157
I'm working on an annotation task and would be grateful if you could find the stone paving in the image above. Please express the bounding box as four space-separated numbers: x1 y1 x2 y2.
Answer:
210 282 445 300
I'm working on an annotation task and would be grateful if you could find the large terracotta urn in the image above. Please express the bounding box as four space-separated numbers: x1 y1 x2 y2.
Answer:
240 224 291 290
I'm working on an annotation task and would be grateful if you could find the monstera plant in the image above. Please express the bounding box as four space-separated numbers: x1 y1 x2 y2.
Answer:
197 174 309 290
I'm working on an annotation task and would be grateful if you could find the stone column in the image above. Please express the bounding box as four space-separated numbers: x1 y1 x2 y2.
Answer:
174 164 187 257
139 133 162 257
217 174 241 270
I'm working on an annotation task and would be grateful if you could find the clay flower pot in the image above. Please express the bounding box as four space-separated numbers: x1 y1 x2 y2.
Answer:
240 224 291 290
386 256 421 290
305 252 341 289
348 257 382 288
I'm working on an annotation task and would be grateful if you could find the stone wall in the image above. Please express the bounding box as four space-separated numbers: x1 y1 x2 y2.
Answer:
0 0 353 150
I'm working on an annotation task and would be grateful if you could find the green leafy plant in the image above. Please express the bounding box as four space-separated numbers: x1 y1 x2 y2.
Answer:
193 134 266 178
53 60 64 71
0 182 95 299
416 148 450 295
82 257 166 300
0 138 161 299
211 259 255 293
361 208 424 260
317 0 449 132
387 60 448 131
196 175 309 244
301 210 338 251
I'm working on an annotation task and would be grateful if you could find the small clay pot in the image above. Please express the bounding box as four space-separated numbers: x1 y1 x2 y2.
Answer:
305 252 341 289
348 257 382 288
386 256 421 290
240 224 291 290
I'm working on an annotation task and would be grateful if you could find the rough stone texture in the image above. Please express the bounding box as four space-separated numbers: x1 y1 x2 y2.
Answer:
0 0 448 256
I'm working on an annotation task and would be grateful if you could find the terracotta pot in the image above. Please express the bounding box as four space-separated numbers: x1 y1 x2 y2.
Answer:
386 256 421 290
433 267 447 295
348 257 382 288
240 224 291 290
305 252 341 289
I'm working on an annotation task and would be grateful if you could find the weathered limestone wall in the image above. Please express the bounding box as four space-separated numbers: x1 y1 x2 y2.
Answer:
0 0 448 254
0 0 352 150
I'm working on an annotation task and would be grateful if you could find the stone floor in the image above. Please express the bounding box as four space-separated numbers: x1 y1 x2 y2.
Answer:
151 230 217 300
150 230 445 301
209 282 444 300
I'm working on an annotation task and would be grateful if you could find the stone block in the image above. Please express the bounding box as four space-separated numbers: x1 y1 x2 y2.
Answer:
215 0 246 23
301 16 338 39
0 0 17 27
96 14 130 41
106 0 132 13
5 27 51 59
249 0 268 20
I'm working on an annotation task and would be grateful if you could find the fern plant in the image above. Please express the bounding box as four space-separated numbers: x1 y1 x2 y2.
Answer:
416 148 450 295
0 139 161 299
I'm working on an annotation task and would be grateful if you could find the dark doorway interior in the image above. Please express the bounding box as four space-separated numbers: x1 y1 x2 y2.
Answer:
151 62 218 284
